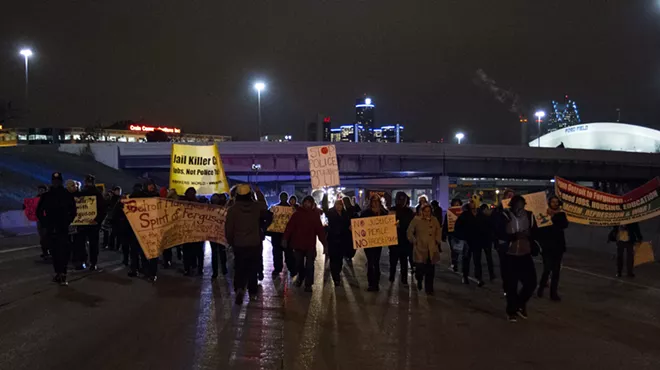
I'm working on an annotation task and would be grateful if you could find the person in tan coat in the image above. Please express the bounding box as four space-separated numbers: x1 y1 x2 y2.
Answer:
407 204 442 294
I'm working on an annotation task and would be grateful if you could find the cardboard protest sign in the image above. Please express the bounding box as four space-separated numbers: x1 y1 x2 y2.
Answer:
122 197 227 259
307 145 340 189
634 242 655 266
23 197 40 222
170 144 229 195
267 206 294 233
446 206 463 233
351 214 398 249
501 191 553 228
555 176 660 226
71 196 98 225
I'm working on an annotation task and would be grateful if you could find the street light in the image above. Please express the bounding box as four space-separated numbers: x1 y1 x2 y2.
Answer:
19 49 33 107
455 132 465 144
534 111 546 148
254 82 266 140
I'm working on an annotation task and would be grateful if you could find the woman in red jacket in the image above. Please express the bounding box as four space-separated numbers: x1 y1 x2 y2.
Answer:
283 196 327 292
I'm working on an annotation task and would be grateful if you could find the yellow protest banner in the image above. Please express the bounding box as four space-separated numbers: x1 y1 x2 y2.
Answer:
122 197 227 259
71 196 98 225
634 242 655 266
170 144 229 195
351 214 398 249
267 206 294 233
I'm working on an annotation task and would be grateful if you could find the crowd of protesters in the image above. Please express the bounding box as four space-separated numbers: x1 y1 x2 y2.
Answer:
33 171 644 321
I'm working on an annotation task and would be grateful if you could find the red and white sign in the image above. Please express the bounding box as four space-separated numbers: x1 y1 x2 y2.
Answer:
307 145 340 189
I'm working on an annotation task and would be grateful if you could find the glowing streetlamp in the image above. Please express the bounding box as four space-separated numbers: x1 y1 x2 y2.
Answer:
19 49 33 106
534 110 546 148
254 82 266 140
455 132 465 144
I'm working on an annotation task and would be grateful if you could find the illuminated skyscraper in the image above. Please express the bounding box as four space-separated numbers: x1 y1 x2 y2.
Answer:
355 97 375 141
546 95 581 134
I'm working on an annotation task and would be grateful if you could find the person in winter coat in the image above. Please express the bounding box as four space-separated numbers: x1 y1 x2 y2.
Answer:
209 193 229 278
225 184 268 304
407 204 442 294
415 195 429 215
360 195 388 292
454 195 492 286
36 172 77 286
442 198 463 272
536 196 569 301
72 174 107 272
390 192 415 286
181 187 203 276
430 200 443 224
268 192 297 278
502 195 538 322
283 196 327 292
322 194 352 286
609 222 643 278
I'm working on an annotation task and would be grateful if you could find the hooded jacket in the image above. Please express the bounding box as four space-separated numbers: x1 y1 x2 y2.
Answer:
283 207 327 252
225 191 267 248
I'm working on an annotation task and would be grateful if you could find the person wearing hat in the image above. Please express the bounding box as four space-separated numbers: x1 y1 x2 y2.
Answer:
36 172 77 286
71 174 107 271
225 184 268 304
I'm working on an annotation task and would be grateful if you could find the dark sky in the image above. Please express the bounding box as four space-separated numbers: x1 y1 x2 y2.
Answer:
1 1 659 144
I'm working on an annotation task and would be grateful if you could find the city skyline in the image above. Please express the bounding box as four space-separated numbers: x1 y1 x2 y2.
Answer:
1 1 659 144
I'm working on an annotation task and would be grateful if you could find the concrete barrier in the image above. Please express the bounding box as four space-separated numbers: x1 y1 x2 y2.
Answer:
0 210 37 237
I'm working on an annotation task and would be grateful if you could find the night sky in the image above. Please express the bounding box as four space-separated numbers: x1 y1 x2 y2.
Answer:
1 1 659 144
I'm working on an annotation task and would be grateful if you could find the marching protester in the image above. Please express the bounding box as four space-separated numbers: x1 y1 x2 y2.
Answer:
430 200 443 224
442 198 463 272
479 203 497 282
390 192 415 286
536 196 569 301
407 204 442 294
164 188 182 264
501 195 538 322
609 222 643 278
454 195 492 287
322 193 352 286
341 196 359 261
360 195 388 292
72 175 107 272
493 188 515 293
105 186 122 252
283 196 327 292
288 195 299 209
415 195 429 215
36 172 77 286
225 184 268 304
124 182 158 282
34 184 49 259
115 183 142 267
209 193 229 278
268 192 297 278
181 187 203 276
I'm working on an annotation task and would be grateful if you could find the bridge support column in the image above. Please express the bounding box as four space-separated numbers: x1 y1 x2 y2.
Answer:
431 175 449 210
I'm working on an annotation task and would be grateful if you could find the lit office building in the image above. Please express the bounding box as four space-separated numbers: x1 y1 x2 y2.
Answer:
546 95 581 134
331 124 403 143
355 97 375 141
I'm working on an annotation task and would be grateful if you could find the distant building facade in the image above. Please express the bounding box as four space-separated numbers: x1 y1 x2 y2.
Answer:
355 97 375 141
546 95 581 134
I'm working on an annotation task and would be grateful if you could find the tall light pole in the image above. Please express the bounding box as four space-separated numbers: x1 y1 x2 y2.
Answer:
254 82 265 140
20 49 33 108
534 111 545 148
455 132 465 144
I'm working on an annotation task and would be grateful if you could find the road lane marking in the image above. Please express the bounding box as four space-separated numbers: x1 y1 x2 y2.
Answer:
0 245 40 254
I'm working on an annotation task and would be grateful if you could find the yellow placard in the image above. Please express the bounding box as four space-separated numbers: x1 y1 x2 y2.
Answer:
502 191 553 228
71 196 98 225
267 206 294 233
170 144 229 195
351 214 398 249
634 242 655 266
122 198 227 259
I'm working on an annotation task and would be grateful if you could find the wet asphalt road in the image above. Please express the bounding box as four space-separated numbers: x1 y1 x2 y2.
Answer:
1 235 660 370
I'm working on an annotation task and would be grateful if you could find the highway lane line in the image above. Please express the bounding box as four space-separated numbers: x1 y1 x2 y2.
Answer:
0 245 40 254
561 265 660 293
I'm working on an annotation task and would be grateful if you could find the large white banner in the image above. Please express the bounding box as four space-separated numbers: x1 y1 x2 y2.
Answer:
307 145 340 189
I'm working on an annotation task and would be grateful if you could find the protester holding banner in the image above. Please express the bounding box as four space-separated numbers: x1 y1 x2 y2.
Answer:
36 172 77 286
360 195 389 292
609 222 643 278
493 189 515 294
442 198 464 272
536 196 569 301
267 193 293 278
454 195 491 287
180 187 203 276
72 175 107 272
502 195 538 322
225 184 268 304
390 192 415 286
209 193 230 278
322 194 352 286
284 196 327 292
407 204 442 294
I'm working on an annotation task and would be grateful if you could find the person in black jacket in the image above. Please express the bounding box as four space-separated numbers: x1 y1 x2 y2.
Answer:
210 193 229 278
442 198 463 272
389 192 415 286
322 194 353 286
454 195 491 287
72 174 107 271
536 196 569 301
36 172 77 286
361 196 388 292
610 222 643 278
